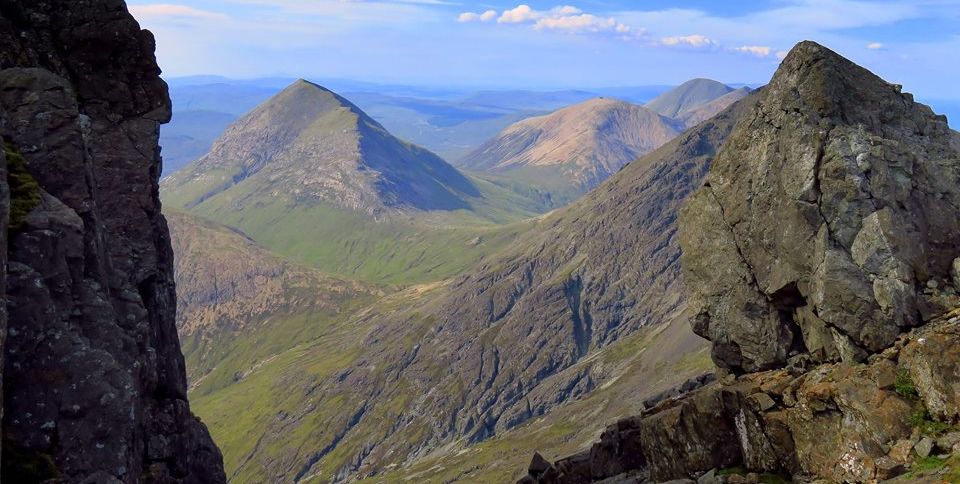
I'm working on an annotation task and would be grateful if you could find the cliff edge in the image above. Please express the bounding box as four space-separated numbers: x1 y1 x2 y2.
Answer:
0 1 225 482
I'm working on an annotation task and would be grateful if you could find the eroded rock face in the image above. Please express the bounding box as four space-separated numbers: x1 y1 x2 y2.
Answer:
0 1 224 482
680 41 960 372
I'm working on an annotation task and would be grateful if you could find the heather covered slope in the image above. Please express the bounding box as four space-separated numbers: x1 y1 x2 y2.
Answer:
167 211 382 394
184 91 760 482
459 98 683 206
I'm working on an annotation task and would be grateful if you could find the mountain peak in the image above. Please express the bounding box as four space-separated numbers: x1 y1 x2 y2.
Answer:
458 97 682 204
645 78 735 118
164 83 479 215
767 40 941 130
680 40 959 372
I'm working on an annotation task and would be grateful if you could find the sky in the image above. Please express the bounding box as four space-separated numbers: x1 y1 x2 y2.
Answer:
128 0 960 100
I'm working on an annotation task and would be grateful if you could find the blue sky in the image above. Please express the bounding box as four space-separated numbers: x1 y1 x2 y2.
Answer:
129 0 960 100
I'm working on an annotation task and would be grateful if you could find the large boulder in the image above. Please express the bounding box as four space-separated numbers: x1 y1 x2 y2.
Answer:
680 41 960 372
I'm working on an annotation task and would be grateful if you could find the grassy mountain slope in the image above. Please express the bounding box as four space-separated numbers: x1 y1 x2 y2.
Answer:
163 80 548 284
677 86 752 127
185 91 761 482
168 211 383 395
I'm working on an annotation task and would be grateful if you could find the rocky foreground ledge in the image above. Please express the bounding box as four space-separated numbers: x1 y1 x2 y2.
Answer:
520 307 960 483
520 40 960 484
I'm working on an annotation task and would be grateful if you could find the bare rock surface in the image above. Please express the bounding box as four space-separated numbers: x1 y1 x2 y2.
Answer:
0 1 224 481
680 41 960 372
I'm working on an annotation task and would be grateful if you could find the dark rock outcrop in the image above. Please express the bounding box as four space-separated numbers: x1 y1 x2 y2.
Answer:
519 41 960 484
0 1 224 482
680 41 960 373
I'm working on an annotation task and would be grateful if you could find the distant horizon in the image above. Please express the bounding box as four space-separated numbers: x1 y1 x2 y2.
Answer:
130 1 960 102
161 74 960 128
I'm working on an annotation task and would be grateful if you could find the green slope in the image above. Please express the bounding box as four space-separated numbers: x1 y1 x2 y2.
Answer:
163 80 550 285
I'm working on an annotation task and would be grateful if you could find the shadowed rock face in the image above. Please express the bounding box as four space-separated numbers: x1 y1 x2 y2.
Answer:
680 41 960 373
0 1 224 482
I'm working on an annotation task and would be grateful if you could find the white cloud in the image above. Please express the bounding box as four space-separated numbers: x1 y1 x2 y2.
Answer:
477 4 635 37
130 4 228 20
498 4 540 23
735 45 773 57
661 34 715 48
867 42 885 50
458 9 497 23
534 14 631 34
554 6 583 16
776 50 790 60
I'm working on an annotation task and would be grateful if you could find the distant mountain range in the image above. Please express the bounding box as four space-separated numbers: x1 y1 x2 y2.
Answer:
456 80 754 206
159 79 678 175
169 81 757 484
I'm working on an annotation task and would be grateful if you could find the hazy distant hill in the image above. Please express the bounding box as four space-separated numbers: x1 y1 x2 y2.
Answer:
676 86 753 127
645 78 736 118
459 97 684 206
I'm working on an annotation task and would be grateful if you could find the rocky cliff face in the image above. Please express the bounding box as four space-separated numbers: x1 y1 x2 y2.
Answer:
0 1 224 482
681 41 960 373
518 41 960 484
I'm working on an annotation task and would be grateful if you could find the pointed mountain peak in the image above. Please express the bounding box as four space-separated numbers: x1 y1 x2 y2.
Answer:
265 78 366 120
767 40 942 128
164 84 478 215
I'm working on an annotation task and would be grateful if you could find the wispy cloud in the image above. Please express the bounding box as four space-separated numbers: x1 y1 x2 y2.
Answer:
459 4 634 37
130 4 228 20
867 42 885 50
735 45 773 57
661 34 715 48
